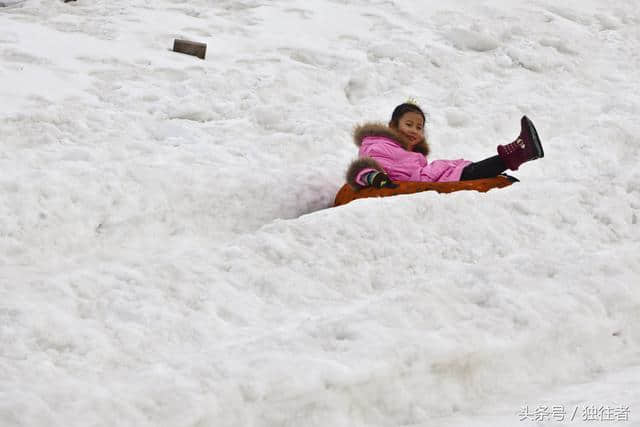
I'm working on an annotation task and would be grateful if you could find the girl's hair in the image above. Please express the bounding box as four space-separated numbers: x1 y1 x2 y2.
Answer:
389 103 426 128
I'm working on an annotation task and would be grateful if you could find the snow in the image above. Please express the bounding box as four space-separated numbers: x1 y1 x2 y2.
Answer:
1 0 639 426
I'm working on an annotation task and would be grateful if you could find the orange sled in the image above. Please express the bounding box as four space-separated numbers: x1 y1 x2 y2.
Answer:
334 175 517 207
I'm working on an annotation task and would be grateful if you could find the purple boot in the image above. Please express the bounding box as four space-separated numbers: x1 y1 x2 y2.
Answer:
497 116 544 171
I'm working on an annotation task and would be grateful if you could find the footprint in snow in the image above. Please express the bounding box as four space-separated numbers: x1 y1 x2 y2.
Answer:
284 8 313 19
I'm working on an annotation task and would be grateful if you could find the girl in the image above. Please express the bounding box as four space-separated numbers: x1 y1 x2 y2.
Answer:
346 103 543 189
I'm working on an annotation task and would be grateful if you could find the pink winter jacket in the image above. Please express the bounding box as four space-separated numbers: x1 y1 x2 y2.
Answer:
346 123 471 189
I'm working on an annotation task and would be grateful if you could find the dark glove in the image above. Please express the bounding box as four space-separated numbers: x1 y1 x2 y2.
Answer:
367 171 398 189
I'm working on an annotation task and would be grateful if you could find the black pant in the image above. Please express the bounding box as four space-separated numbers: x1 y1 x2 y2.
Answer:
460 155 507 181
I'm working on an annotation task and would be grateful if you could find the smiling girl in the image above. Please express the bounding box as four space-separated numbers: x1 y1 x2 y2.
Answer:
346 102 543 189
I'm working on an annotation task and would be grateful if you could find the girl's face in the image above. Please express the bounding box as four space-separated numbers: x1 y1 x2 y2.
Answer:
394 112 424 147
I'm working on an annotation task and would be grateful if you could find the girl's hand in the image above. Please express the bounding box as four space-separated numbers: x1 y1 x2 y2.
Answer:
370 172 398 189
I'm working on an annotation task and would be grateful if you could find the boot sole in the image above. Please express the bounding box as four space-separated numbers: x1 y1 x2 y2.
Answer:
523 116 544 158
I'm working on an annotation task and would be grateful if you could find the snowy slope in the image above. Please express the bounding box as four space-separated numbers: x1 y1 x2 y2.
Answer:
1 0 639 426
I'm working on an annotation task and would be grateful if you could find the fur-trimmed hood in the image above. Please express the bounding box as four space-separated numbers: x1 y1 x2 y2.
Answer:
353 122 430 156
